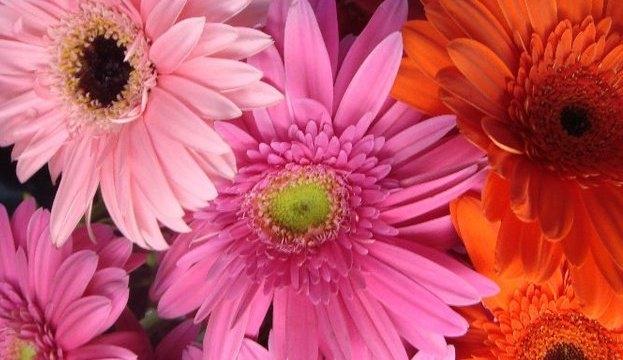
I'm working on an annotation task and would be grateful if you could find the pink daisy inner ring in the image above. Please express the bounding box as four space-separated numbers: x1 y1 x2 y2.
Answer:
49 2 155 131
243 165 351 254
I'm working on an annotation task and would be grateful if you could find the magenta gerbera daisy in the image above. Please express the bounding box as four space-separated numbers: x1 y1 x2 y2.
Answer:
151 0 497 358
0 0 283 249
0 199 143 359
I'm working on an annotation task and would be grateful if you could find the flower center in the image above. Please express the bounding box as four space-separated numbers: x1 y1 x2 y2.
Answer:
559 105 591 138
0 328 37 360
543 343 586 360
267 181 333 235
518 312 620 360
51 2 155 131
76 35 133 108
245 166 350 253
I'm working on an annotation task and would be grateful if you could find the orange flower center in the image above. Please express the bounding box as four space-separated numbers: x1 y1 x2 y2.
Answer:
518 312 620 360
508 16 623 183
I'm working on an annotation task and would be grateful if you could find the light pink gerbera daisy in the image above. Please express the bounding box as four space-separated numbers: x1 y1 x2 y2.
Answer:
151 0 497 358
0 199 143 359
0 0 283 249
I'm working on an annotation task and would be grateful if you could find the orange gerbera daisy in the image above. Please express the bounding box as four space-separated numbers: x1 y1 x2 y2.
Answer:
450 195 623 360
394 0 623 294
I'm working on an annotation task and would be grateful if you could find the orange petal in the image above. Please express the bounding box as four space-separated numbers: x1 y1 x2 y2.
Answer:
524 0 558 38
421 0 466 40
481 116 525 154
508 158 535 221
588 225 623 293
450 195 499 277
497 0 531 47
402 20 452 78
561 202 594 266
605 1 623 29
438 90 492 149
536 175 576 240
392 58 448 115
557 0 592 24
447 38 513 106
583 185 623 269
439 0 517 68
482 171 511 221
436 67 507 119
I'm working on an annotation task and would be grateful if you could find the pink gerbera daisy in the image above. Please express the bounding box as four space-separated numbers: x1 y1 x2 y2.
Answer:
151 0 497 358
0 199 143 359
0 0 282 249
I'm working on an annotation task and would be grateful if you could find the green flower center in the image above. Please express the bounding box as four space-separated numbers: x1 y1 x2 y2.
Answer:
246 166 350 253
17 342 37 360
267 181 332 235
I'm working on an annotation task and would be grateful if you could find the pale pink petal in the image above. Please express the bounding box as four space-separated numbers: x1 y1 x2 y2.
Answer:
222 81 283 110
150 17 205 74
49 137 104 246
188 23 239 58
212 27 273 60
158 75 242 120
182 0 251 23
146 87 232 154
174 57 263 91
145 0 187 40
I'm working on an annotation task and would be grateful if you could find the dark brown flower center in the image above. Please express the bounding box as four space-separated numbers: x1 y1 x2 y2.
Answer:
560 105 591 138
76 35 132 107
543 343 587 360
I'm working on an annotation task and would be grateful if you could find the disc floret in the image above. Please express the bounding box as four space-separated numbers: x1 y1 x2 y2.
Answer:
245 165 350 253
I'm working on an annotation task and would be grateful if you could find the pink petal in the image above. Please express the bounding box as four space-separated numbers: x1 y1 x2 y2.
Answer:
146 87 232 154
48 250 99 326
341 289 408 359
155 320 200 360
222 81 283 110
188 23 239 58
211 27 273 60
49 137 104 246
174 57 263 91
66 344 136 360
145 0 187 40
56 296 113 350
283 0 333 110
333 32 402 132
150 17 205 74
333 0 407 105
158 75 242 120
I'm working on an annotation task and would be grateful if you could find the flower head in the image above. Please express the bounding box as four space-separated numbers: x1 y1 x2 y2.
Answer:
394 0 623 296
0 0 282 249
0 199 142 359
451 195 623 360
151 0 496 358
